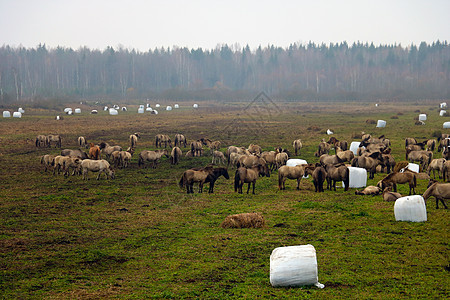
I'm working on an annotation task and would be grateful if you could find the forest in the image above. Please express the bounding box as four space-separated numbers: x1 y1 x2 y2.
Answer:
0 41 449 103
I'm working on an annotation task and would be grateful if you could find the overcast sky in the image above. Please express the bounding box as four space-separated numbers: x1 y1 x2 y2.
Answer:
0 0 449 51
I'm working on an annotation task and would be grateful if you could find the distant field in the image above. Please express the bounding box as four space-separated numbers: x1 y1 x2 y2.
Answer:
0 100 448 299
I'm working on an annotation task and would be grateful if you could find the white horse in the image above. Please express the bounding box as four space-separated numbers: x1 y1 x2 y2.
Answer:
81 159 115 180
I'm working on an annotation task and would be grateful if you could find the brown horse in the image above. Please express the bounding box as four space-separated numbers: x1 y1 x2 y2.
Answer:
174 134 187 148
89 143 101 160
278 164 307 190
234 165 270 194
351 151 384 179
324 164 349 191
427 158 446 179
190 140 203 157
377 172 417 195
138 149 169 168
305 164 328 193
179 166 229 194
382 187 402 202
355 186 381 195
422 180 449 209
314 141 331 157
293 139 303 156
170 146 182 165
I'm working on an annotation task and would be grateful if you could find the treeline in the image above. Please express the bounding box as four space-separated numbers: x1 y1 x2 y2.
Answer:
0 41 449 103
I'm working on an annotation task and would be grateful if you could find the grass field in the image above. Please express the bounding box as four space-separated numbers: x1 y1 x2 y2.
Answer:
0 100 448 299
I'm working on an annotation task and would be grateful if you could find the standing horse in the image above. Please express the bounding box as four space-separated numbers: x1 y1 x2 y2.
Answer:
77 136 88 148
138 149 169 168
35 135 48 148
47 135 62 148
180 166 230 193
292 139 303 156
129 133 140 149
377 172 417 195
234 165 270 194
351 151 384 179
190 140 203 157
174 134 187 148
324 164 349 191
155 134 172 148
305 164 327 192
278 164 307 190
89 143 101 160
170 146 182 165
422 180 449 209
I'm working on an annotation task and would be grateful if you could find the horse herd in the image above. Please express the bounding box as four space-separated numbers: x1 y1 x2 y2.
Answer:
36 132 449 208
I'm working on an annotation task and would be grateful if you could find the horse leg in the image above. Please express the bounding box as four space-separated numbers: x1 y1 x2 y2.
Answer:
297 178 301 190
247 183 251 194
252 182 256 194
438 198 448 209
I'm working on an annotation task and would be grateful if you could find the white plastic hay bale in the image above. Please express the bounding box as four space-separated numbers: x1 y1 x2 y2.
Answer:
342 167 367 188
440 102 447 109
440 110 446 116
174 104 179 108
443 122 450 129
155 104 160 108
91 110 98 114
326 129 333 135
406 163 420 173
13 112 22 118
375 103 379 107
349 141 362 155
418 114 427 121
138 108 145 114
74 108 81 114
140 104 145 109
56 115 60 120
64 108 72 113
67 111 73 115
113 105 120 109
270 245 324 288
193 103 199 108
104 106 108 111
146 107 153 112
121 107 127 111
146 103 150 108
166 106 172 111
3 111 11 118
18 107 25 114
109 108 118 115
376 120 386 128
152 110 158 115
394 195 427 222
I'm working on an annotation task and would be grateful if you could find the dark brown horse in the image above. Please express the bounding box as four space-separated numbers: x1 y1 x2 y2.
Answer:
234 165 270 194
377 172 417 195
422 180 449 209
89 143 101 160
179 166 229 194
305 164 327 192
324 164 349 191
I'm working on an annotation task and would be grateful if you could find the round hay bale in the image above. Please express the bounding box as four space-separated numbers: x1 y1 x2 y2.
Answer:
3 111 11 118
174 104 179 108
443 122 450 129
221 213 265 228
193 103 199 108
376 120 386 128
13 112 22 118
394 195 427 222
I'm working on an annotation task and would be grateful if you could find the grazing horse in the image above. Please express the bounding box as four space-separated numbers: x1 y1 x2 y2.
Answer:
155 134 172 148
314 141 331 157
319 154 344 166
226 146 250 165
99 142 122 161
40 154 55 172
407 150 433 170
261 151 277 171
129 133 140 149
35 135 48 148
351 151 384 179
336 147 354 163
89 143 101 160
247 144 262 155
324 164 349 191
138 149 169 168
422 180 449 209
81 159 115 180
190 140 203 157
170 146 182 165
201 138 221 153
305 164 327 192
212 151 226 165
426 139 437 152
61 149 89 159
293 139 303 156
275 152 288 168
427 158 446 179
47 135 62 148
237 155 267 169
377 172 417 195
179 166 230 193
77 136 88 148
174 134 187 148
234 165 270 194
278 164 307 190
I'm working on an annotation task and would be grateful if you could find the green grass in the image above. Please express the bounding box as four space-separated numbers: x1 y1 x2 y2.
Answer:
0 100 448 299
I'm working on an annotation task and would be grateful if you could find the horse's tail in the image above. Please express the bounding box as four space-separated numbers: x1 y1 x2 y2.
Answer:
278 171 283 189
413 174 417 187
173 148 179 165
234 170 240 192
343 168 350 191
138 154 143 167
179 172 185 188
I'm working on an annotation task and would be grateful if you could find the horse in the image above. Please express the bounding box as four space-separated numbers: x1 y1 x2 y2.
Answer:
355 186 381 195
229 152 243 168
81 159 115 180
293 139 303 156
89 143 101 160
426 139 437 152
35 135 48 148
190 140 203 157
129 133 140 149
234 165 270 194
212 151 226 165
99 142 122 160
62 156 82 177
226 146 250 166
336 147 354 163
53 155 81 176
200 138 221 153
155 134 172 148
427 158 446 179
170 146 182 165
382 187 402 202
61 149 89 159
113 147 134 168
382 153 396 174
47 135 62 148
174 134 187 148
305 164 327 193
422 180 449 209
405 137 418 148
179 166 230 193
319 154 344 166
275 152 288 168
138 149 169 168
314 141 331 157
77 136 88 149
278 164 307 190
407 150 433 170
261 151 277 171
351 151 384 179
324 164 349 191
40 154 55 172
377 172 417 195
237 155 267 169
247 144 262 155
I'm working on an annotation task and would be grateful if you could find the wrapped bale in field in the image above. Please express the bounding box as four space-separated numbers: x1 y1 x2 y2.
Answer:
270 245 324 288
193 103 199 108
3 111 11 118
443 122 450 129
13 112 22 118
109 108 118 115
286 159 307 167
440 102 447 109
18 107 25 113
349 141 362 155
418 114 427 121
174 104 179 108
221 213 265 228
342 167 367 188
440 110 447 116
376 120 386 128
75 108 81 114
138 107 145 113
394 195 427 222
166 106 172 111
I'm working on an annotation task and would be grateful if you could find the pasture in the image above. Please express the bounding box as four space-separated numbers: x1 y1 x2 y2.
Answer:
0 100 448 299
